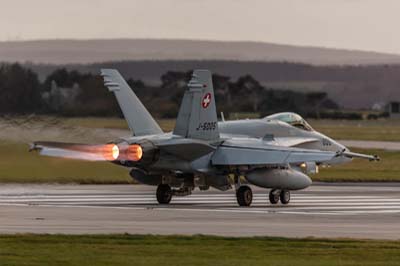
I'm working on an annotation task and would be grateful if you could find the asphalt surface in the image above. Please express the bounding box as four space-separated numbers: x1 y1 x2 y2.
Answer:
1 183 400 239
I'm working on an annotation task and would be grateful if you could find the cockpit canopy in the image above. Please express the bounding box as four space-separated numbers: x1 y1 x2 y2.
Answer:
264 112 314 131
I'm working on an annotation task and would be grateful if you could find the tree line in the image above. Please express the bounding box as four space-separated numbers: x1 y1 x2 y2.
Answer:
0 63 339 118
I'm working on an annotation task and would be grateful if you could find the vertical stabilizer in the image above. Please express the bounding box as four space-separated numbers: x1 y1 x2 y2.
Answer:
173 70 219 141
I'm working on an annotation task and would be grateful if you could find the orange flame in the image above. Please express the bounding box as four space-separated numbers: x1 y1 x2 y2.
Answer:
101 144 143 162
125 144 143 162
102 144 120 161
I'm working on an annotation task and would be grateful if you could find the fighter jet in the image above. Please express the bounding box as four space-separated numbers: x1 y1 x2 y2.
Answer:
31 69 379 207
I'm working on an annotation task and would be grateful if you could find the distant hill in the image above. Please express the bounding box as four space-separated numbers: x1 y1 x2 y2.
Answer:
29 60 400 109
2 39 400 65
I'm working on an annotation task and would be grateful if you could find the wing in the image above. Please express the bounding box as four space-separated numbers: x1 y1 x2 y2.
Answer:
211 139 336 166
30 141 118 161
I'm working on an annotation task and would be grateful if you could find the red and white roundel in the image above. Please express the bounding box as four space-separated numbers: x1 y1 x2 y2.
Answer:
202 93 212 109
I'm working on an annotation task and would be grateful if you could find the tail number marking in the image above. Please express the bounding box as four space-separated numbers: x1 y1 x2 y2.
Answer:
196 122 217 131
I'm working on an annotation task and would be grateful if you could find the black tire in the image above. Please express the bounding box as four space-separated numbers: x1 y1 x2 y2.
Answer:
269 189 280 204
280 190 290 204
236 186 253 207
156 184 172 204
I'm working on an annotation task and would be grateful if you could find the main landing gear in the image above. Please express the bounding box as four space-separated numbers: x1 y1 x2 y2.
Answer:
156 184 193 204
269 189 291 205
234 174 253 207
156 184 172 204
236 185 253 206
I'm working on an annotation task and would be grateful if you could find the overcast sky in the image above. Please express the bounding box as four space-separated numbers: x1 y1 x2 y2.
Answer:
1 0 399 54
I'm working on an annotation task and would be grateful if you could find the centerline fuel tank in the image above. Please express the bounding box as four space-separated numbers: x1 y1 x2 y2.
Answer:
245 168 312 190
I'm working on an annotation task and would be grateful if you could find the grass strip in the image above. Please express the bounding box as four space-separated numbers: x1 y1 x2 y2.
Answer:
1 234 399 266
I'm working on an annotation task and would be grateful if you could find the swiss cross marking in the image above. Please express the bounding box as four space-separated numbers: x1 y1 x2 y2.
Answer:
202 93 211 108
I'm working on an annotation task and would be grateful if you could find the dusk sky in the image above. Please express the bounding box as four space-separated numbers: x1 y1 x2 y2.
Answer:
1 0 399 54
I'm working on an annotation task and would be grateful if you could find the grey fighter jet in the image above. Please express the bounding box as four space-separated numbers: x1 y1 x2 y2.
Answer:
31 69 379 206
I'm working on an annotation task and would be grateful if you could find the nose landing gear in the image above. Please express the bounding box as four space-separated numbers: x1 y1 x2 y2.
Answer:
280 190 291 204
269 189 291 205
269 189 280 204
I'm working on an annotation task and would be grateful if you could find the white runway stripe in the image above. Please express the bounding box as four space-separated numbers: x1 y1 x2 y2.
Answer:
0 199 399 204
0 194 391 200
1 203 400 215
1 191 400 215
0 195 399 202
2 198 400 204
0 193 386 196
0 194 388 199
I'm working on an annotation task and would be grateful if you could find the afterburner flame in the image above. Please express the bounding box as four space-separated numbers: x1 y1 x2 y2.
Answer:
97 143 143 162
111 145 120 160
102 144 120 161
126 144 143 161
31 142 145 162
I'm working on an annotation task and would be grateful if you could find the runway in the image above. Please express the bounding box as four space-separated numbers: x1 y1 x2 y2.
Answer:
0 183 399 239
